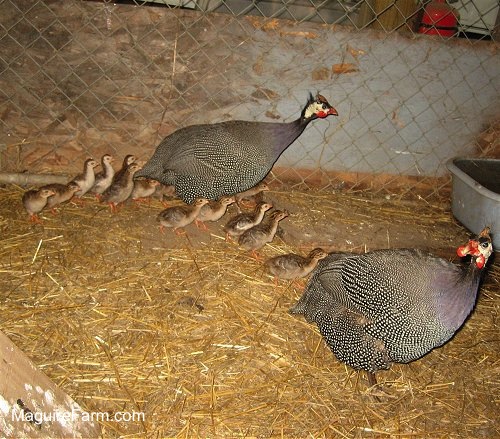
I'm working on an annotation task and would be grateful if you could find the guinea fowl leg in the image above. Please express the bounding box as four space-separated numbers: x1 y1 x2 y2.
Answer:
366 371 383 402
367 371 377 387
195 219 208 231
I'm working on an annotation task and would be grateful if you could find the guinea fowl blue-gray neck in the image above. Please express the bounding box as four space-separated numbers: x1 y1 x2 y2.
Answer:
136 93 337 203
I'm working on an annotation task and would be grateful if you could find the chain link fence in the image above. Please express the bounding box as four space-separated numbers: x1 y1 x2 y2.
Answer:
0 0 499 199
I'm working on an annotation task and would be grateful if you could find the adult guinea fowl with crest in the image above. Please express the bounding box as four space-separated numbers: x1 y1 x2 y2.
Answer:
290 227 494 387
136 93 338 203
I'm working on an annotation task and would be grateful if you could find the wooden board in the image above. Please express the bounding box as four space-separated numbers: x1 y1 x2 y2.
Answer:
0 331 101 438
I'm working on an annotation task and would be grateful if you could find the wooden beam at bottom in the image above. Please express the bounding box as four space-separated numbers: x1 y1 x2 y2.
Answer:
0 331 101 438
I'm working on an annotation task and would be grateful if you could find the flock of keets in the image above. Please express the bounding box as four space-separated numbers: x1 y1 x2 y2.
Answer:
17 93 494 391
21 153 328 283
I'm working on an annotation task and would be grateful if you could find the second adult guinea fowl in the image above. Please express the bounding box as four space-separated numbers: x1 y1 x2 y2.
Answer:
290 227 493 386
136 94 337 203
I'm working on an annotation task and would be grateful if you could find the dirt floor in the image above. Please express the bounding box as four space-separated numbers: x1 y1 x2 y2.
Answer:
0 184 498 438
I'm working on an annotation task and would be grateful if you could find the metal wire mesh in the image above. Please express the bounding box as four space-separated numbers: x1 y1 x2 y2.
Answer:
0 0 499 199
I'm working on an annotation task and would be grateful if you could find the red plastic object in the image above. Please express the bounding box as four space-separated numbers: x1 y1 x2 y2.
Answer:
418 0 459 37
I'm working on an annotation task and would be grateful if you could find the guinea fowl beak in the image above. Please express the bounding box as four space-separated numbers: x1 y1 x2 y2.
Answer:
328 107 338 116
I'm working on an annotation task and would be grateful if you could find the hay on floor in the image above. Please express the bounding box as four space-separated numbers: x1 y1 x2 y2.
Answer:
0 184 498 438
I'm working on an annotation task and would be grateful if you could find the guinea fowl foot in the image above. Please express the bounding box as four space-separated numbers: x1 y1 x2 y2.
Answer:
174 228 187 236
108 202 120 213
249 250 263 261
133 198 151 206
195 219 208 231
29 214 43 224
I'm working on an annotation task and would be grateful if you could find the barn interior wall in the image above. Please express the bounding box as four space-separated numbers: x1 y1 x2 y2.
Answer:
0 0 498 187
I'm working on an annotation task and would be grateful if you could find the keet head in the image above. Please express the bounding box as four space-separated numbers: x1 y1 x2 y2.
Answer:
220 196 235 205
102 154 114 164
193 198 210 206
123 155 136 166
271 209 289 221
257 202 273 212
309 248 328 260
456 227 493 269
256 182 270 192
85 158 99 168
67 182 80 192
40 188 56 198
146 179 160 187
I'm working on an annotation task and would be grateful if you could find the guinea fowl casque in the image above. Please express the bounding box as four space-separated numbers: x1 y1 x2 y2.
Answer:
136 94 337 203
290 228 494 387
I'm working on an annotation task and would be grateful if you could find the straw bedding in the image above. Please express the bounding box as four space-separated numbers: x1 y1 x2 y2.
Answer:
0 185 498 438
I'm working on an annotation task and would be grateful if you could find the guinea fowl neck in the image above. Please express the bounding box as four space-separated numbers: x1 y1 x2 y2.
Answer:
438 260 483 331
271 117 311 157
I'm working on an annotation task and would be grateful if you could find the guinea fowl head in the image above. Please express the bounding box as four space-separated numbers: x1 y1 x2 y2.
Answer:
102 154 114 165
85 158 99 169
219 195 235 206
39 188 56 198
301 93 338 121
456 227 493 269
308 248 329 261
257 202 273 213
193 198 210 207
123 155 136 167
270 209 289 222
67 182 80 193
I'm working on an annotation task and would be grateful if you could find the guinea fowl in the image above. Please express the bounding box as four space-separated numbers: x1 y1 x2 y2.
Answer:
91 154 115 197
265 248 328 283
70 158 98 198
235 182 269 210
223 201 273 241
131 178 160 202
238 209 289 258
101 162 141 211
290 228 494 387
157 198 210 235
136 93 337 203
112 154 136 185
43 182 81 210
22 188 55 222
196 195 235 230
